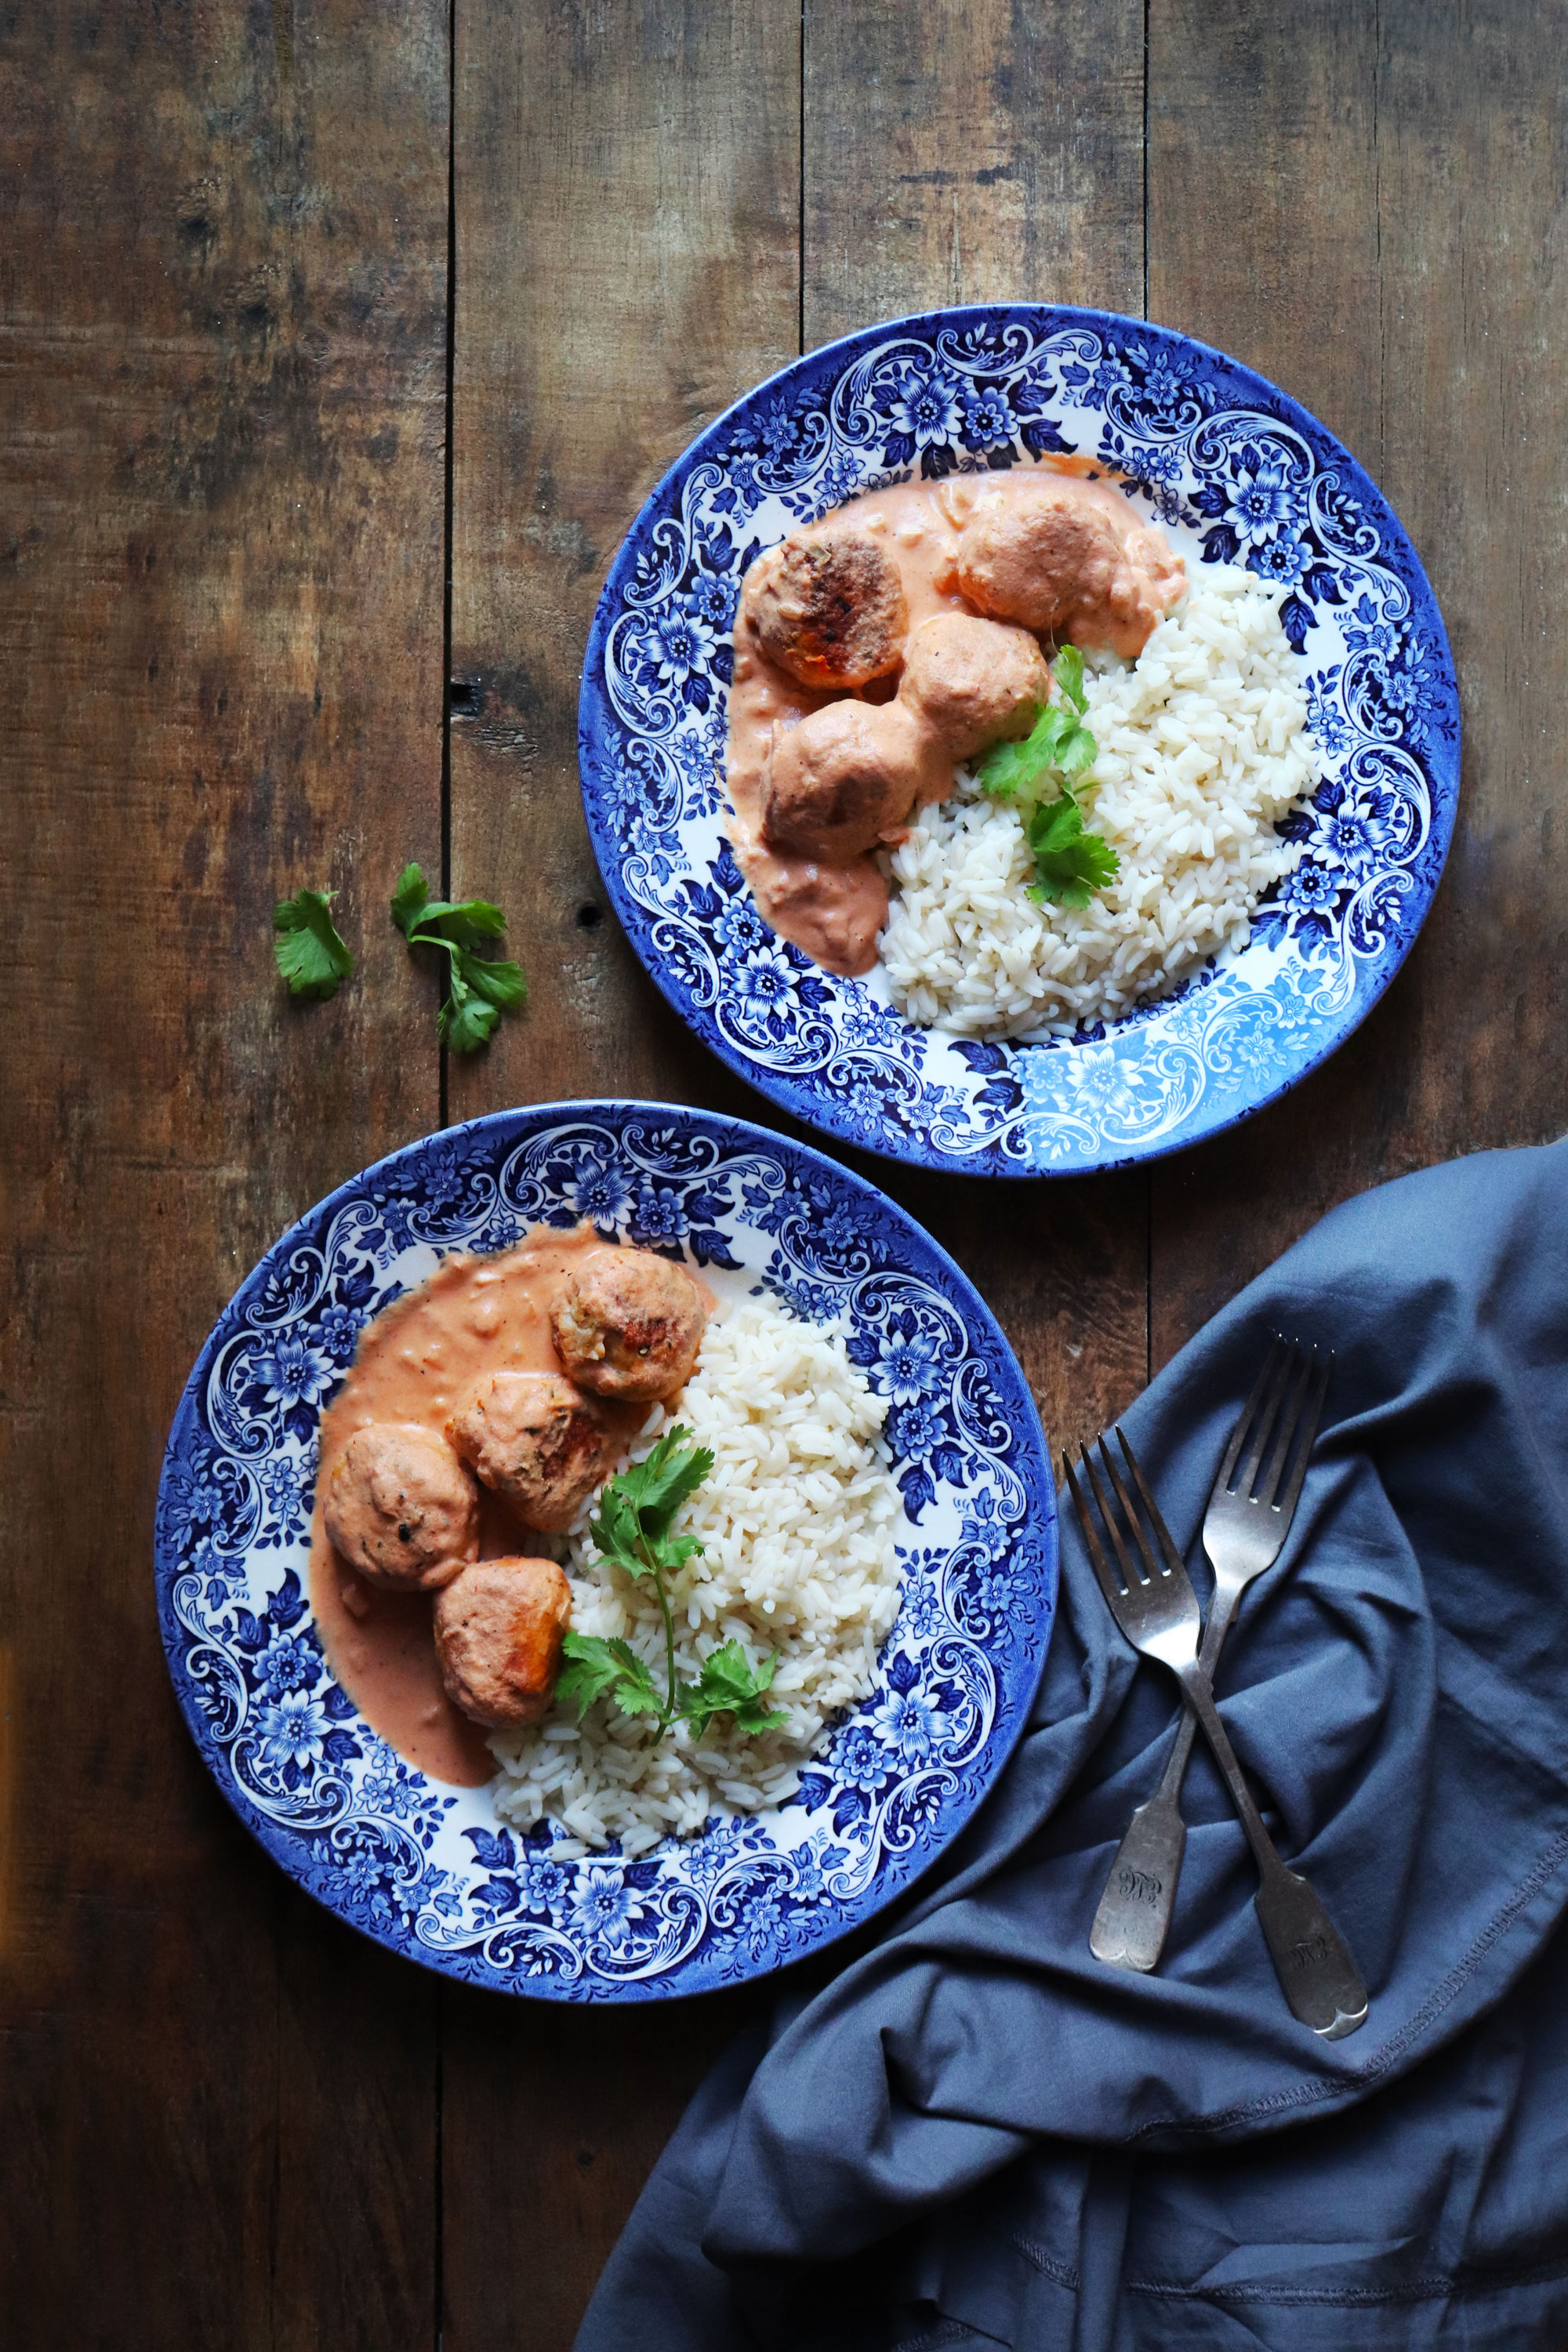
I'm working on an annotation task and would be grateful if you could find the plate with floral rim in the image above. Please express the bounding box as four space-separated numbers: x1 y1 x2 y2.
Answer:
577 304 1459 1176
154 1101 1057 2000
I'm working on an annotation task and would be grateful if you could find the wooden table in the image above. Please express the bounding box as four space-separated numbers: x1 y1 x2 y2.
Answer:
5 4 1563 2342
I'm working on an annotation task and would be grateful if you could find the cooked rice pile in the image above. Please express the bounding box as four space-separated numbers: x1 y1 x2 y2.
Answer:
879 566 1318 1040
488 1294 903 1857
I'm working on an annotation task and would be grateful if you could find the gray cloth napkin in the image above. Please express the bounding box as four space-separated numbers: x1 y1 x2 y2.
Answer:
577 1138 1568 2350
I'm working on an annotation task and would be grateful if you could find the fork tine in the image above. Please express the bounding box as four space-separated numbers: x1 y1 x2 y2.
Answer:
1096 1438 1152 1581
1114 1428 1185 1576
1215 1338 1283 1494
1063 1450 1127 1617
1257 1346 1312 1511
1081 1441 1145 1588
1098 1436 1164 1586
1236 1339 1294 1500
1272 1349 1330 1525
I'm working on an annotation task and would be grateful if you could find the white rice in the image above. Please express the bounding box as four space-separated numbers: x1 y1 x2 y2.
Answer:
488 1293 903 1857
879 565 1319 1040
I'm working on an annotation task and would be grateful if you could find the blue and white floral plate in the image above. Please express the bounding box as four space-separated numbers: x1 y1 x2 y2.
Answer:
579 306 1459 1174
154 1102 1057 1999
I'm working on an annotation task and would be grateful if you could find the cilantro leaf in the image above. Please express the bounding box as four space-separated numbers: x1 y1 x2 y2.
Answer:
974 649 1095 812
437 968 495 1054
390 862 430 937
1054 721 1098 779
411 895 508 949
274 888 354 1000
556 1633 662 1722
615 1427 717 1543
391 862 528 1053
1054 642 1087 715
1025 793 1121 906
588 1428 713 1579
463 956 528 1008
679 1641 787 1740
971 644 1117 911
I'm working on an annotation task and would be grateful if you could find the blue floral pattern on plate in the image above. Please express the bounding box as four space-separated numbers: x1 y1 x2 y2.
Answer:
578 306 1460 1175
154 1103 1057 2000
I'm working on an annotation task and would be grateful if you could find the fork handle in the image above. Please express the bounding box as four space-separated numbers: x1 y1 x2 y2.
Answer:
1176 1663 1369 2039
1090 1584 1240 1971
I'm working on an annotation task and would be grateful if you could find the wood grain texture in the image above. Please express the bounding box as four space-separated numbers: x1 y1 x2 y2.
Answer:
804 0 1146 343
8 2 1567 2342
804 0 1152 1459
1145 0 1568 1359
441 7 800 2346
445 0 800 1134
0 3 449 2343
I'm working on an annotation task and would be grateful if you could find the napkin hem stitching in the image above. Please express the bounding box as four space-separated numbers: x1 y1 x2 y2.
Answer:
1005 2234 1568 2306
1123 1817 1568 2144
1120 2253 1568 2307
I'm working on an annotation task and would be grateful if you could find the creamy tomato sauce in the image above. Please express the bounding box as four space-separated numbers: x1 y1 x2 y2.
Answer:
724 457 1178 975
310 1226 655 1786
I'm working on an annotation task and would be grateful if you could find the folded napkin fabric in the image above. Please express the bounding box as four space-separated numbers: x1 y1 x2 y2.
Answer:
577 1138 1568 2350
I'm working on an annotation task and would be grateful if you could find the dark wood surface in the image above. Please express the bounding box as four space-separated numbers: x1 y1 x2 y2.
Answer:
3 3 1563 2343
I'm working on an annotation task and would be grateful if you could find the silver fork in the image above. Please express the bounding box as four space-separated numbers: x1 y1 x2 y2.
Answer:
1065 1425 1369 2040
1091 1341 1330 1974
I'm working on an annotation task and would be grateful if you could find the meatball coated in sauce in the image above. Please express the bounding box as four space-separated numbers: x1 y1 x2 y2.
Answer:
898 612 1052 761
446 1370 621 1534
322 1423 479 1591
743 526 909 690
433 1555 572 1730
954 478 1185 658
552 1248 707 1404
760 698 939 863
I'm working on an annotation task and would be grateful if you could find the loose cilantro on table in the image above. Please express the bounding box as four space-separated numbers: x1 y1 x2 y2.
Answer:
390 862 528 1052
555 1427 787 1745
975 644 1121 909
273 887 354 999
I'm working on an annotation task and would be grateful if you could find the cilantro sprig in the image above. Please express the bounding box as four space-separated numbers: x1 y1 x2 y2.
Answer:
555 1427 787 1744
975 645 1121 909
390 862 528 1052
274 888 354 999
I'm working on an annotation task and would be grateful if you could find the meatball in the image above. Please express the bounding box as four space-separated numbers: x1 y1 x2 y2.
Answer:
433 1555 572 1730
446 1370 622 1534
898 612 1051 760
760 698 940 863
954 478 1185 658
552 1248 707 1403
322 1422 479 1591
742 527 909 689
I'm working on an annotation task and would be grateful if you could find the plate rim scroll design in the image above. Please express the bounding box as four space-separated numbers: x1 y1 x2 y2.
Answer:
154 1101 1058 2001
577 303 1461 1177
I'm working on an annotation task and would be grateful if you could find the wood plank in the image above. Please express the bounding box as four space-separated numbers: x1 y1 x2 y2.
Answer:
445 0 800 1132
1146 0 1568 1359
804 0 1147 347
442 10 1151 2342
0 4 449 2342
803 0 1152 1452
441 7 800 2347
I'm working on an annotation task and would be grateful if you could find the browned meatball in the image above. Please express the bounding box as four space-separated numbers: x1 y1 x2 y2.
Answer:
322 1422 479 1591
446 1370 622 1534
552 1248 708 1403
433 1555 572 1730
760 699 941 864
898 612 1051 760
742 527 909 689
955 478 1184 657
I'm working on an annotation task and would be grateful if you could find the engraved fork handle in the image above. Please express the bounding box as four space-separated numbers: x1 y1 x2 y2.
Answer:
1089 1580 1237 1973
1175 1659 1368 2039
